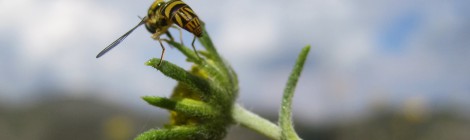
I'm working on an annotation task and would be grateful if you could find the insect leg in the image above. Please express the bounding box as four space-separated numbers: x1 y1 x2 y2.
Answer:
152 32 166 66
191 35 201 59
171 25 184 46
158 39 166 66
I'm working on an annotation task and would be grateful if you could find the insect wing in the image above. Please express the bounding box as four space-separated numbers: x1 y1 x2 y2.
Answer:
96 18 146 58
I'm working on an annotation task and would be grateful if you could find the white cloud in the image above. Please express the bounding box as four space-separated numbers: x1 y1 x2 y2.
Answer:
0 0 133 98
208 0 282 59
218 17 280 58
15 1 121 62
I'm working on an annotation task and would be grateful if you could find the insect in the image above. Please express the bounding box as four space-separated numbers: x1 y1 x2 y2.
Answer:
96 0 203 66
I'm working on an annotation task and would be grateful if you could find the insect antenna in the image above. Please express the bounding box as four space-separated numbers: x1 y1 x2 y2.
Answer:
96 17 147 58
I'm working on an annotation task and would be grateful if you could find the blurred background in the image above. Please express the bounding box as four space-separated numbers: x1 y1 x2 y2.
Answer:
1 0 470 139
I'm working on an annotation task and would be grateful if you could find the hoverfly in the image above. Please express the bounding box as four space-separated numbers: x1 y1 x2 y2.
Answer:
96 0 203 66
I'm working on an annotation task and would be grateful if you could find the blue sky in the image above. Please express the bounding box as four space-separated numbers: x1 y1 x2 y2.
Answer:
1 0 469 124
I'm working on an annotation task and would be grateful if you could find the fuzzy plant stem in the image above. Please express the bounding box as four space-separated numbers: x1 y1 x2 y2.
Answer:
279 45 310 140
233 45 310 140
232 104 281 140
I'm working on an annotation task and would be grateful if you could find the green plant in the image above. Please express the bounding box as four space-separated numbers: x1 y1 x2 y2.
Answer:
135 25 310 140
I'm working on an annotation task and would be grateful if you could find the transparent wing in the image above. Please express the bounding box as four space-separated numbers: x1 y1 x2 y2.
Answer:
96 18 146 58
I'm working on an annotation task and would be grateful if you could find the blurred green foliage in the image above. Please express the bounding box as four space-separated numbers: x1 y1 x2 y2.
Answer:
1 95 468 140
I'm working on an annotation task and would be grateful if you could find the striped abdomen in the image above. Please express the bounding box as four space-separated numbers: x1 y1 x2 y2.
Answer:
164 0 202 37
